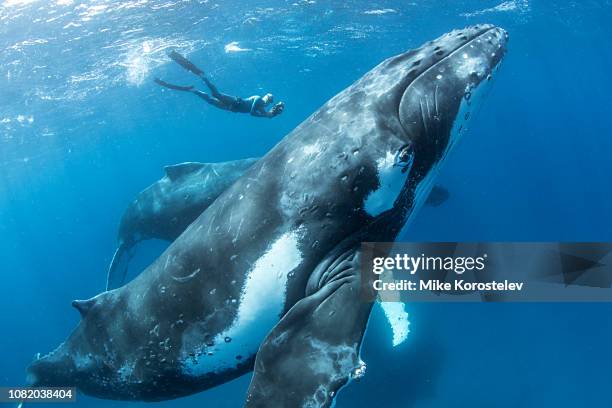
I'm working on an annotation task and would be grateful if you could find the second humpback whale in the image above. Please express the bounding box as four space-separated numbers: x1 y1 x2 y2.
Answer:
107 157 449 290
106 158 257 290
28 25 508 407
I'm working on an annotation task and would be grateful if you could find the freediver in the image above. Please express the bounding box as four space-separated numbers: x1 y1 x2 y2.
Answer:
155 51 285 118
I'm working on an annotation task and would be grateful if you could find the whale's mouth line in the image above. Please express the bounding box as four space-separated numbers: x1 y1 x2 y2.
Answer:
396 27 502 135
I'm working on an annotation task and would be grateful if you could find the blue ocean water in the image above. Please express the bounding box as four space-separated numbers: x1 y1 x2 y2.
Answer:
1 0 611 407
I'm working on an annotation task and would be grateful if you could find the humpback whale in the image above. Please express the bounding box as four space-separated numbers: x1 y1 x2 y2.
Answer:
106 158 257 290
108 158 448 290
28 25 508 407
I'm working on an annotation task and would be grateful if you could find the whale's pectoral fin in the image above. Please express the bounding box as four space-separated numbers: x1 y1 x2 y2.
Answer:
425 184 450 207
106 242 136 291
245 247 373 408
378 301 410 347
163 162 206 181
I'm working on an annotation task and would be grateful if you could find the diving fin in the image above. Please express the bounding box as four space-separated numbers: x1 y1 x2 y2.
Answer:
168 50 205 77
154 78 194 92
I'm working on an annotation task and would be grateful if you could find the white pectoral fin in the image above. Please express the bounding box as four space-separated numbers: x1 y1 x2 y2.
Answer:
245 247 373 408
378 300 410 347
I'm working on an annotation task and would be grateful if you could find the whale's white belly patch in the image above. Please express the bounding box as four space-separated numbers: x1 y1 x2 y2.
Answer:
182 228 304 375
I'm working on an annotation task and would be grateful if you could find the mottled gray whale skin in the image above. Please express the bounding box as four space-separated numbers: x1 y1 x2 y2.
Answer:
108 156 447 290
107 158 258 290
28 25 507 406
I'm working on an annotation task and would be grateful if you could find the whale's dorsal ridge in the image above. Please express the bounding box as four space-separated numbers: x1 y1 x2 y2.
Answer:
163 162 206 180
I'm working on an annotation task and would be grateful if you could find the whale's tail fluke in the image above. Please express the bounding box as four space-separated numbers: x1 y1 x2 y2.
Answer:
106 241 135 291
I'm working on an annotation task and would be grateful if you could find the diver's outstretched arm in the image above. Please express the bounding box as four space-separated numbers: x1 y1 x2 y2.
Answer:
250 110 276 118
251 102 285 118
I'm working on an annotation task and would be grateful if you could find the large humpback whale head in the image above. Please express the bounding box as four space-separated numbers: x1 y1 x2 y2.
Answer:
273 24 508 241
26 25 507 402
356 24 507 224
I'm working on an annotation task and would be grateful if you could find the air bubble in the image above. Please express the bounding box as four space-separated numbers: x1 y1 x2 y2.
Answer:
224 337 232 343
352 360 367 380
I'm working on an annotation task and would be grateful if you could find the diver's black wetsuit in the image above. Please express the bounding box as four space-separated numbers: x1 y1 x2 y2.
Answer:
155 51 283 118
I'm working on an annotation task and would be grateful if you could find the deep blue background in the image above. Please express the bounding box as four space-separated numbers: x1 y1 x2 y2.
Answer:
1 1 611 407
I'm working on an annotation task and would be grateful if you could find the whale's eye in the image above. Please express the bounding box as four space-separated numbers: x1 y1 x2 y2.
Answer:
394 144 415 173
